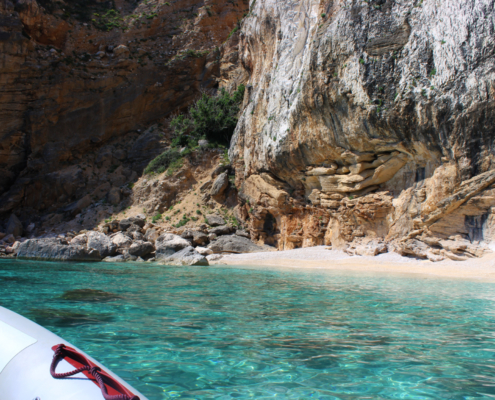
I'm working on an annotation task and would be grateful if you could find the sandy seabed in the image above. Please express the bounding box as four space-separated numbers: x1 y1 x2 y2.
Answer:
210 246 495 282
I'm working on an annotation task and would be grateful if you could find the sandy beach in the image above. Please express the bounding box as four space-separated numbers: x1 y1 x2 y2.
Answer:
209 246 495 282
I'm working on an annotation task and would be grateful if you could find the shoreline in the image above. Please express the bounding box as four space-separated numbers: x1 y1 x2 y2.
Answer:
209 246 495 282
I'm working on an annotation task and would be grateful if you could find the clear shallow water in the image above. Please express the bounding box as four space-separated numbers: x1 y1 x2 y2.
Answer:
1 260 495 399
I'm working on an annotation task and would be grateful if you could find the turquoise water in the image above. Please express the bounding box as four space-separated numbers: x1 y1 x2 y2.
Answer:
1 260 495 399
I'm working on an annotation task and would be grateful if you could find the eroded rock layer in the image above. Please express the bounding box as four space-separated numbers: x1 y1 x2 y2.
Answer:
225 0 495 260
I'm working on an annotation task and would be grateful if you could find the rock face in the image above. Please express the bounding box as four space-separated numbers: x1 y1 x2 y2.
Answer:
0 0 249 219
17 239 101 261
218 0 495 255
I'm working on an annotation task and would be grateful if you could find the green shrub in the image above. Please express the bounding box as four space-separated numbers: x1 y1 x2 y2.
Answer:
170 85 246 147
166 157 184 176
92 9 123 31
174 215 190 228
144 149 181 174
152 213 163 223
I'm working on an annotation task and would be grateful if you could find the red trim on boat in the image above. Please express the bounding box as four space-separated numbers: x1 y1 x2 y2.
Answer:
50 344 139 400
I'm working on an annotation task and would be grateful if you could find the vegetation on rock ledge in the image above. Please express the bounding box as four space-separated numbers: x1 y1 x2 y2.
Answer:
171 84 246 147
144 148 181 175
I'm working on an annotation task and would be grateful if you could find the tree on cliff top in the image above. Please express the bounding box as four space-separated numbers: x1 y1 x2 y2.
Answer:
170 85 245 147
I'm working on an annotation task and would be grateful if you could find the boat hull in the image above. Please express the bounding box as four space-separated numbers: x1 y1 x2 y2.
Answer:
0 306 147 400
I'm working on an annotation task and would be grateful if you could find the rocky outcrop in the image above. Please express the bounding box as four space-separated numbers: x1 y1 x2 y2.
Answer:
17 238 101 261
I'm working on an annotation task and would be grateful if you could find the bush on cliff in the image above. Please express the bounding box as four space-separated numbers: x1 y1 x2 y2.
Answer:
171 84 246 147
144 148 181 175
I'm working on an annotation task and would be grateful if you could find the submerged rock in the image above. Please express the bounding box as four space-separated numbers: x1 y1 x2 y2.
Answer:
17 239 101 262
29 308 113 327
59 289 122 302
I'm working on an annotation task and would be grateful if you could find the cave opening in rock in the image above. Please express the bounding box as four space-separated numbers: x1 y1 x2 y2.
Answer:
263 213 277 236
262 213 280 246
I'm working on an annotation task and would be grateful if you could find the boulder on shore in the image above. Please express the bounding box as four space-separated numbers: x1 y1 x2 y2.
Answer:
17 239 101 262
155 233 190 258
208 235 268 254
208 225 233 236
196 246 213 256
145 228 160 243
86 231 117 258
70 234 87 246
111 232 133 249
129 240 154 257
181 230 209 246
157 246 208 266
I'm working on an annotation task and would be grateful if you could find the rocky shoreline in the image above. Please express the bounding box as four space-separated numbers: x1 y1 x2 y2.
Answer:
0 213 272 266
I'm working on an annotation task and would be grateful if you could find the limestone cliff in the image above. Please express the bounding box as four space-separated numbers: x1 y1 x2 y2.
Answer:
224 0 495 260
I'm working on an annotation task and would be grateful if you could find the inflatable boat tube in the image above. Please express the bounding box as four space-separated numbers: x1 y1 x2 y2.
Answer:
0 306 148 400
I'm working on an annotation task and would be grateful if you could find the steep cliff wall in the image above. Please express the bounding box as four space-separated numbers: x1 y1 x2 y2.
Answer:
226 0 495 260
0 0 248 217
